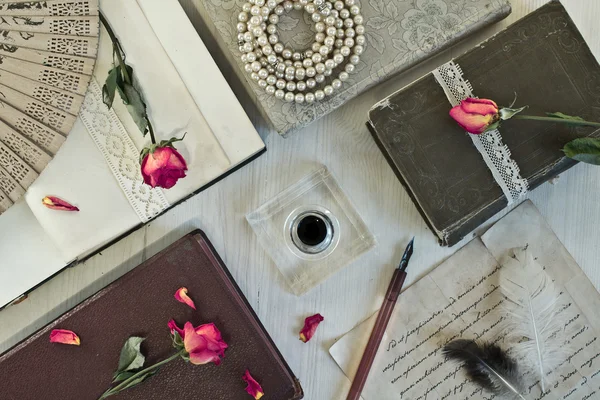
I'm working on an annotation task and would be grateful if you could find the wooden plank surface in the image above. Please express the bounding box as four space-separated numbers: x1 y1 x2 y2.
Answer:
2 1 600 399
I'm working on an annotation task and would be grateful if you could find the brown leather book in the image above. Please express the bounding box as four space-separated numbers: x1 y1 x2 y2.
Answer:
367 0 600 247
0 231 303 399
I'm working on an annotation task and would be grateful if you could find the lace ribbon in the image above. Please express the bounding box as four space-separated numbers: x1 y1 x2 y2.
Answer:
432 61 528 204
79 79 169 222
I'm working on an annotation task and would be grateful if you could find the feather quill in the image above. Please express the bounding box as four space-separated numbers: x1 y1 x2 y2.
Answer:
443 339 526 399
499 247 567 391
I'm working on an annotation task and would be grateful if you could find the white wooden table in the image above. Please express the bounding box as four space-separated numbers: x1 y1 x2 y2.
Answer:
2 1 600 398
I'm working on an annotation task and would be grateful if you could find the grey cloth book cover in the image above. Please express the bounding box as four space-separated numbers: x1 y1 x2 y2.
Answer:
195 0 511 136
367 0 600 247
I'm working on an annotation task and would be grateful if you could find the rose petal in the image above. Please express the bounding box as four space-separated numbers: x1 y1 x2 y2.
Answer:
243 370 265 399
50 329 80 346
183 322 207 354
449 106 493 135
195 323 222 341
461 98 498 116
189 348 222 365
42 196 79 212
168 319 185 338
196 323 228 355
299 313 324 343
174 287 196 310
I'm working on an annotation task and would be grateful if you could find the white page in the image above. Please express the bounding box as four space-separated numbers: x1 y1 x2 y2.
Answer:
330 201 600 399
0 200 68 307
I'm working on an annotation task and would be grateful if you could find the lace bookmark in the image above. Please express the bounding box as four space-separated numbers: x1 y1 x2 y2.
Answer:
79 79 170 223
432 61 528 204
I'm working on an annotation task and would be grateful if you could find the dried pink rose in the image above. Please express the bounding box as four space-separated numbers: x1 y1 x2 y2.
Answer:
169 320 228 365
50 329 81 346
140 140 187 189
449 98 500 135
299 313 324 343
243 370 264 399
42 196 79 212
174 287 196 310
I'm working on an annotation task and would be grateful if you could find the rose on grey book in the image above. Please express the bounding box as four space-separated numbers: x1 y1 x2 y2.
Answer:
367 1 600 246
449 97 600 165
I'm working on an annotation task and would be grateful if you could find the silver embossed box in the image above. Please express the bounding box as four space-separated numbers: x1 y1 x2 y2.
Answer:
196 0 511 136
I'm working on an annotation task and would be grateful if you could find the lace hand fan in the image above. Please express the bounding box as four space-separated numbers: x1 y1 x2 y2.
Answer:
0 0 99 215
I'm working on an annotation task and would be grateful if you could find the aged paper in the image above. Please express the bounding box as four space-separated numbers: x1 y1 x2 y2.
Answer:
330 201 600 399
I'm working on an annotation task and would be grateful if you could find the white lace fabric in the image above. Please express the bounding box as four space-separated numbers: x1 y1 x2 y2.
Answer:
79 79 169 222
433 61 528 203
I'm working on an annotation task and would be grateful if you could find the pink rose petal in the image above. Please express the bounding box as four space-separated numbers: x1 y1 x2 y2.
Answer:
42 196 79 212
50 329 80 346
174 287 196 310
299 313 324 343
243 370 265 399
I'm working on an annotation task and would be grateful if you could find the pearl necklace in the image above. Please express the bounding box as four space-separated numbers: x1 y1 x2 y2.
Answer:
238 0 364 103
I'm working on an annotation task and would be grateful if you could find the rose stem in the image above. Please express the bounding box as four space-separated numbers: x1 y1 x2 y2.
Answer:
99 349 186 399
98 13 157 145
513 115 600 128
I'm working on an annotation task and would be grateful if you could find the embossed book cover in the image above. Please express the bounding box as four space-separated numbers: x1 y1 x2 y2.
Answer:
368 1 600 246
196 0 511 136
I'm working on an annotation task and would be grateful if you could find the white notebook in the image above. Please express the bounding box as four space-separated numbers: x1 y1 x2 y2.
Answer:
0 0 264 308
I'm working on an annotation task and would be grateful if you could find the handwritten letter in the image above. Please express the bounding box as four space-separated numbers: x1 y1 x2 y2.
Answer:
330 202 600 400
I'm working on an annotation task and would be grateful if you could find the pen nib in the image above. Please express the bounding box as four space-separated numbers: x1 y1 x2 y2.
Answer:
399 237 414 272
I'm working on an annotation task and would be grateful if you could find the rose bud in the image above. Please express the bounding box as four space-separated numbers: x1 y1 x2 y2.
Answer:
299 313 324 343
170 320 228 365
174 287 196 310
449 98 500 135
243 370 265 399
42 196 79 212
50 329 81 346
140 136 188 189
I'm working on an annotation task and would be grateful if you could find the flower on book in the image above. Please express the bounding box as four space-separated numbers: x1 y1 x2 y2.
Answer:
100 320 227 399
449 97 600 165
140 137 188 190
242 370 264 399
299 313 324 343
42 196 79 212
449 98 501 135
174 287 196 310
49 329 81 346
100 13 187 190
173 320 229 365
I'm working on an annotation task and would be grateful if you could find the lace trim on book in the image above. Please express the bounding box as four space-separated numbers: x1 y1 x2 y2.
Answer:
79 79 169 223
433 61 528 204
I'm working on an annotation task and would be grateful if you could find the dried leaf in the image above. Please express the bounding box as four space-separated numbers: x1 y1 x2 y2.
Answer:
115 337 146 378
103 67 119 108
112 371 136 383
563 137 600 165
123 83 149 135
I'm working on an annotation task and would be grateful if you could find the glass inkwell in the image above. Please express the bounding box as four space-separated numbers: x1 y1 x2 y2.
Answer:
247 167 376 295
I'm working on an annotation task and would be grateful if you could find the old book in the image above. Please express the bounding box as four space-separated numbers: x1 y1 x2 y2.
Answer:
0 230 303 400
196 0 511 136
368 0 600 246
331 201 600 399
